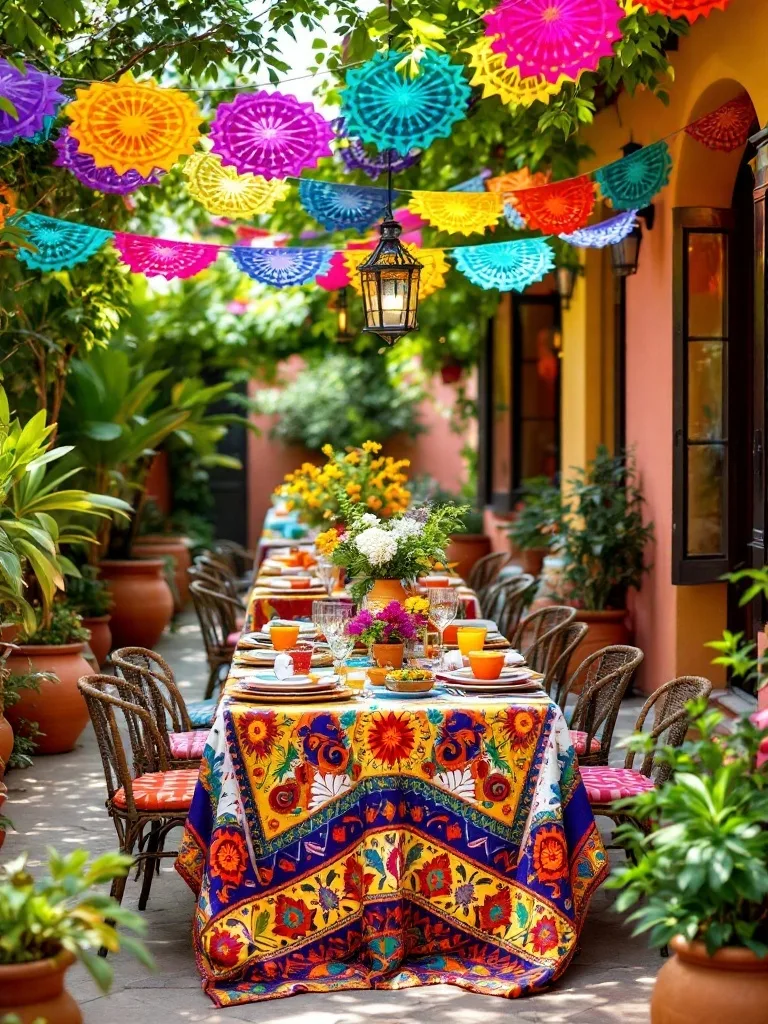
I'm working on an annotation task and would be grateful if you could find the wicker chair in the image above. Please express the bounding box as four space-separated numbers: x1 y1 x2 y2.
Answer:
511 606 576 662
112 647 211 767
581 675 712 833
212 540 256 585
467 551 511 600
78 674 198 915
189 579 240 699
543 621 589 702
483 574 536 638
194 555 248 603
562 645 645 765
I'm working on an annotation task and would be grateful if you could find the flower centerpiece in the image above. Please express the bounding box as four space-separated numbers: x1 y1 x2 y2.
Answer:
275 440 411 529
327 496 468 602
346 600 428 668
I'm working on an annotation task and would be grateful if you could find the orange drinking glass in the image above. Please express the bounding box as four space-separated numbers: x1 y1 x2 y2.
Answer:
270 624 300 650
456 626 487 656
468 650 505 680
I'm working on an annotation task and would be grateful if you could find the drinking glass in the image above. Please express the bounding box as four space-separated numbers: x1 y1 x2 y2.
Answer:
316 558 339 597
427 587 460 667
326 629 356 676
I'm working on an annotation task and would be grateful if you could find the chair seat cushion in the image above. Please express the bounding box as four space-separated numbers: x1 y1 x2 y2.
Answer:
169 730 209 760
187 699 217 729
113 769 199 811
569 729 601 755
581 766 655 803
226 630 242 647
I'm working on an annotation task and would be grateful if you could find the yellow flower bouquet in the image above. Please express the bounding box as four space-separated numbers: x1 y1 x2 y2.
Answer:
275 441 411 529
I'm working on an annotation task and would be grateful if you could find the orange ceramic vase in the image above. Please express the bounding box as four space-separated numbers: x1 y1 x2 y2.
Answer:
82 614 112 666
651 937 768 1024
132 535 192 610
0 951 82 1023
371 643 405 669
100 559 174 649
368 579 408 605
4 643 93 755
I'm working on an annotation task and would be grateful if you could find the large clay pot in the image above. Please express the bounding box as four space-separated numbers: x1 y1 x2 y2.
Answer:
100 559 174 650
372 643 405 669
132 534 192 610
4 643 93 755
571 608 631 668
0 709 13 777
368 579 408 605
651 936 768 1024
0 950 82 1023
82 614 112 666
520 548 547 576
446 534 492 582
0 779 7 849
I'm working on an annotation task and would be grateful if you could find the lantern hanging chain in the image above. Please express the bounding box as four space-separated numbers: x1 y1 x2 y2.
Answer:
385 0 394 220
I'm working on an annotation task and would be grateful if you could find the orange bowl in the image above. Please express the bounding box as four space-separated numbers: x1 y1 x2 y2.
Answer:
468 650 505 681
367 667 389 686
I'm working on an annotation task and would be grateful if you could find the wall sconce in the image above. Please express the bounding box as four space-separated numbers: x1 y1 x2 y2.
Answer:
556 265 579 309
610 141 655 278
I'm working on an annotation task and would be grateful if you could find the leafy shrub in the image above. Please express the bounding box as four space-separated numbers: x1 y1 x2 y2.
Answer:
17 605 90 646
63 565 112 618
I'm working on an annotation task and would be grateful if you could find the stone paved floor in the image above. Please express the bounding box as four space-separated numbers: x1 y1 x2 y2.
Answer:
5 613 659 1023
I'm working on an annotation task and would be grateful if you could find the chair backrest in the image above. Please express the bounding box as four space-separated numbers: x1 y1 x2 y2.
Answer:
112 646 192 736
467 551 510 595
212 540 256 580
627 675 712 783
189 579 240 655
484 574 536 638
545 621 589 703
188 563 242 605
78 674 170 816
511 605 576 657
195 555 243 602
566 645 645 757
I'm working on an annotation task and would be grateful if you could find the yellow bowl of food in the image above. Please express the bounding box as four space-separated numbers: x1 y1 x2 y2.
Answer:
384 668 435 693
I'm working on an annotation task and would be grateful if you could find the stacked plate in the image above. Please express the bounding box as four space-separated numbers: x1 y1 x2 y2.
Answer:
228 674 354 704
239 623 318 648
260 576 325 593
233 647 334 669
437 666 545 696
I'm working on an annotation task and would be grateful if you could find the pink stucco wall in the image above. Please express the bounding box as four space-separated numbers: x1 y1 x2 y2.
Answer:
246 365 472 548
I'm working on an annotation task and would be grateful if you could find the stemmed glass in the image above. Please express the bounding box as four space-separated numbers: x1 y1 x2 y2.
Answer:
313 600 353 675
427 587 460 668
316 558 339 598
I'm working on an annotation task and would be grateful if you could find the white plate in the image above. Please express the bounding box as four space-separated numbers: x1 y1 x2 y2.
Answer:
268 577 323 591
438 667 532 685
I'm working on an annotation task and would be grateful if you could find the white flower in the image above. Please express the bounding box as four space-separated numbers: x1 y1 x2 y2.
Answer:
360 513 380 527
355 526 399 568
390 517 423 540
308 772 352 811
436 767 476 800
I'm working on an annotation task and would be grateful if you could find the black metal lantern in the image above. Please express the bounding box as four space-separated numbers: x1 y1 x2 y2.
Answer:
556 264 578 309
332 287 353 343
358 216 422 344
611 223 642 277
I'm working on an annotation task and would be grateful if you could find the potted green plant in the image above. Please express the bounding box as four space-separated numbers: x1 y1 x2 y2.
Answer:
558 447 653 657
506 476 564 576
4 605 93 755
0 848 152 1023
63 566 113 666
608 701 768 1024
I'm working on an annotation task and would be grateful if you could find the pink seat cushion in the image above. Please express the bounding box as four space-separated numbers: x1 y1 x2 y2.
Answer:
580 766 655 803
169 730 208 760
751 709 768 768
226 630 242 647
113 769 198 811
569 729 601 755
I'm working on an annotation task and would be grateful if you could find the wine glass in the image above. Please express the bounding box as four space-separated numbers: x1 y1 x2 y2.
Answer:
316 558 339 597
427 587 460 668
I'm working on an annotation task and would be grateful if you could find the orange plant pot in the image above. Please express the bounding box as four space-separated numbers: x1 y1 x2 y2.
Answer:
0 951 82 1024
371 643 405 669
368 579 408 605
100 559 174 650
132 535 192 610
82 614 112 666
446 533 491 582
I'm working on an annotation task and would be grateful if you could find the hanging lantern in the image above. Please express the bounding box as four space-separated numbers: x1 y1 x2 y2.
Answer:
332 287 354 343
556 265 579 309
358 216 422 344
611 224 642 277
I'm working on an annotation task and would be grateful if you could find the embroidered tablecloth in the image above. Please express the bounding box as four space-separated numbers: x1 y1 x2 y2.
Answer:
177 689 607 1006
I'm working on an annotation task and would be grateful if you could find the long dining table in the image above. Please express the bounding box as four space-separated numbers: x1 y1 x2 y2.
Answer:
176 599 608 1005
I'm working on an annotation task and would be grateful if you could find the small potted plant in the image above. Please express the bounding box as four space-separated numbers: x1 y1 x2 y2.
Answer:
64 566 113 667
0 848 153 1023
608 701 768 1024
3 605 93 755
506 477 563 576
346 600 428 669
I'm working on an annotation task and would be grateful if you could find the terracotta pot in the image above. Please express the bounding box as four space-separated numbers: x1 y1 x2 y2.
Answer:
132 534 192 610
446 534 492 582
569 608 632 689
368 579 408 605
0 949 82 1023
4 643 93 755
82 614 112 666
0 710 13 777
519 548 547 576
651 936 768 1024
372 643 405 669
100 559 174 650
0 779 7 849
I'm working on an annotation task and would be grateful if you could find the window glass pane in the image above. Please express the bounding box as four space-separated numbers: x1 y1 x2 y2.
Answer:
687 444 725 556
519 303 556 359
687 233 726 338
521 420 557 481
492 325 511 494
687 341 724 440
521 361 558 419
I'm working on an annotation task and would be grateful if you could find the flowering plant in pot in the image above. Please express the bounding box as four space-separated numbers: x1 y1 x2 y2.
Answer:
0 848 152 1023
275 441 411 529
346 600 428 669
608 700 768 1024
328 495 468 603
506 476 563 575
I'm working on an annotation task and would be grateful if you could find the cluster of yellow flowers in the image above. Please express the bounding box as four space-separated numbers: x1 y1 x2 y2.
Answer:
276 441 411 528
404 595 430 616
315 527 340 556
